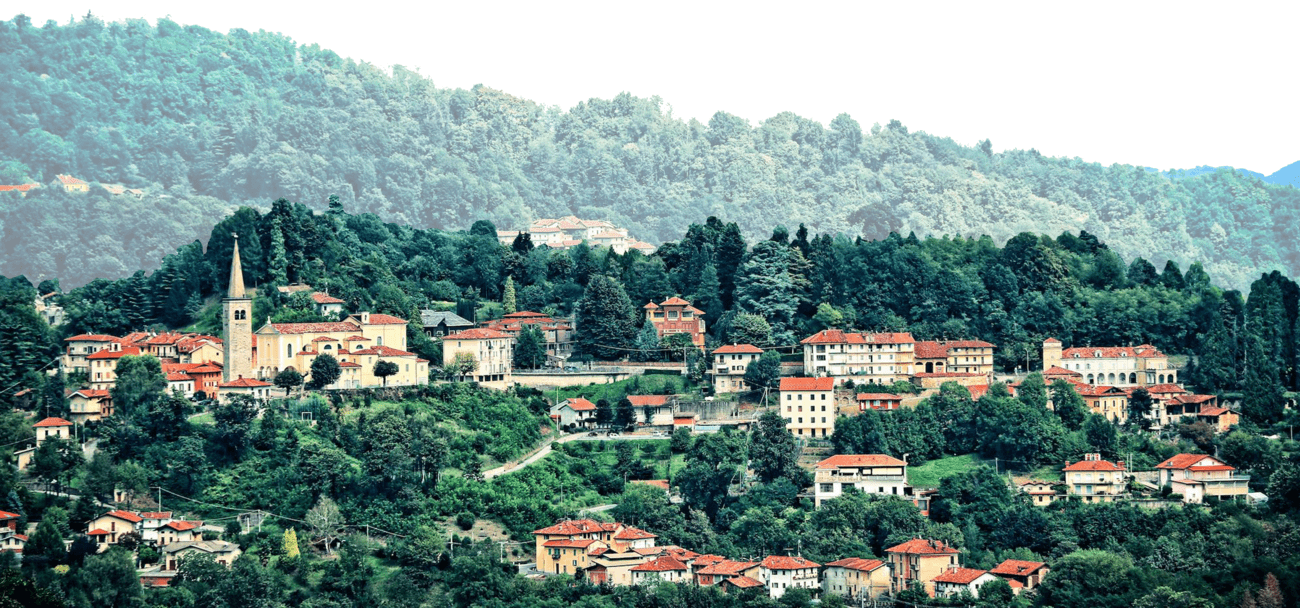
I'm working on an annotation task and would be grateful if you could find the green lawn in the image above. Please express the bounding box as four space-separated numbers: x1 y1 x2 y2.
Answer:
907 454 988 488
189 412 215 425
547 374 695 404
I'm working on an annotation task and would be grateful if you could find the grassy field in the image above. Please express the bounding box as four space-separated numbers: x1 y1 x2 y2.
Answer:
548 374 697 404
907 454 988 488
560 439 684 479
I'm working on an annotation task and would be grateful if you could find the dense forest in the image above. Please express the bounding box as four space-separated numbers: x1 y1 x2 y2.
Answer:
3 15 1300 290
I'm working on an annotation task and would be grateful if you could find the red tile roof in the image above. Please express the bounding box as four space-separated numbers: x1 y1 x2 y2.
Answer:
761 555 819 570
562 398 596 411
70 389 110 399
1043 338 1061 344
613 527 656 540
166 373 193 382
825 557 886 572
990 559 1046 576
345 336 370 341
356 313 409 325
34 417 73 428
351 345 417 357
855 393 902 401
0 184 37 192
1061 345 1165 359
310 292 345 304
102 510 143 523
697 560 760 575
1156 454 1225 470
543 539 599 548
532 519 609 536
779 377 835 391
914 341 949 359
658 297 691 307
0 511 19 520
1043 366 1082 377
913 372 985 378
1175 394 1217 405
1198 406 1230 416
816 454 907 469
65 334 118 342
312 336 339 342
713 344 763 354
445 328 512 340
942 340 996 349
56 174 87 185
218 378 272 388
933 567 990 585
627 395 671 406
268 321 362 334
1062 458 1125 472
631 555 689 572
87 528 110 536
87 347 141 360
339 362 362 368
885 539 959 555
801 329 914 345
163 521 201 531
139 512 172 520
721 576 763 588
1145 384 1186 394
190 365 222 374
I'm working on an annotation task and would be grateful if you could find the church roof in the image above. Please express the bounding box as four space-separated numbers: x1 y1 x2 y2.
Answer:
227 235 247 299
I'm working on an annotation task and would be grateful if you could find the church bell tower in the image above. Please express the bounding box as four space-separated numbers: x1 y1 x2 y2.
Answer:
223 234 254 382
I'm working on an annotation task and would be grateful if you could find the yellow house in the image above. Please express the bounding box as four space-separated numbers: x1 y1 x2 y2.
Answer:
56 174 89 192
253 313 426 388
779 377 836 438
87 510 143 545
886 539 960 597
1018 480 1059 506
68 390 113 424
1063 453 1127 502
87 343 144 390
532 519 623 575
442 328 513 390
823 558 890 600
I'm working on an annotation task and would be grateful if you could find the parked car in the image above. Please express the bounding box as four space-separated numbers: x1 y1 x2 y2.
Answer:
608 431 621 437
587 431 599 437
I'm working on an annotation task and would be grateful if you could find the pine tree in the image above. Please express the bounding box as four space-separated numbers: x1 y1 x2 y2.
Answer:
635 321 661 362
502 276 516 314
283 527 300 559
575 275 638 361
1256 573 1283 608
1242 337 1284 423
693 263 724 327
269 216 289 286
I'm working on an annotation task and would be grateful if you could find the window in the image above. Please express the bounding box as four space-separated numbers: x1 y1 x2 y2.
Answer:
377 336 383 346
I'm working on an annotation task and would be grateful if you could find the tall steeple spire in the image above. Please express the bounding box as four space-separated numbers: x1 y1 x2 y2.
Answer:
227 233 247 299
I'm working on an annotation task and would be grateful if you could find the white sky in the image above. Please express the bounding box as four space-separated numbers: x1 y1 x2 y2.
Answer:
19 1 1299 174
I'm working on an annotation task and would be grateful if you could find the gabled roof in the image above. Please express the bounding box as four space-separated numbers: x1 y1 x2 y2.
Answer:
166 372 193 382
65 334 118 342
543 539 599 548
352 345 417 357
721 576 764 588
420 310 474 327
1197 406 1231 416
445 328 511 340
613 527 656 540
697 560 760 575
933 567 990 585
631 555 689 572
761 555 819 570
350 313 408 325
56 174 86 185
856 393 902 401
0 511 19 520
1145 383 1187 394
310 292 345 304
779 377 835 391
266 321 362 335
161 540 238 554
885 539 959 555
100 510 143 523
825 558 886 572
627 395 671 406
816 454 906 469
713 344 763 354
990 559 1047 576
1043 366 1081 377
218 377 272 388
1061 345 1166 359
1157 454 1229 470
162 520 201 531
532 519 611 536
914 341 950 359
34 417 73 427
1062 458 1124 472
139 512 172 520
87 347 141 360
561 398 596 412
801 329 914 345
658 297 692 307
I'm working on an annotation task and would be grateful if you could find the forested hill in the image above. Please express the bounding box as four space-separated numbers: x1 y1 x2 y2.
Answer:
2 15 1300 290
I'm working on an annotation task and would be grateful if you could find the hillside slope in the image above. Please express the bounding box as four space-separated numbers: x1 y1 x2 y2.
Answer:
2 15 1299 289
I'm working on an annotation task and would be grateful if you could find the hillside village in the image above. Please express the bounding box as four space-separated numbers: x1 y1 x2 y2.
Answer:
3 214 1288 608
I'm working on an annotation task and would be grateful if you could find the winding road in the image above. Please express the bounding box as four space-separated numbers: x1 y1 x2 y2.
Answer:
482 431 668 479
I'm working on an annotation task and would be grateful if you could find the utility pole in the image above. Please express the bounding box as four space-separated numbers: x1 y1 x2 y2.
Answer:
447 536 459 559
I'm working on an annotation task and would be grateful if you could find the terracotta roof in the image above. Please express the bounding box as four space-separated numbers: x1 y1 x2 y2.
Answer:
643 302 660 309
856 393 902 401
102 510 143 523
87 347 141 360
34 417 73 428
816 454 906 469
663 546 700 561
312 336 339 342
562 398 596 412
445 328 512 340
353 313 407 325
163 521 201 531
310 292 345 304
345 335 370 341
659 297 691 307
0 511 19 520
1043 338 1061 344
692 555 728 568
87 528 110 536
613 527 656 540
801 329 914 345
1061 345 1166 359
139 512 172 520
65 334 118 342
0 184 37 192
504 311 550 319
885 539 959 555
713 344 763 354
698 560 760 575
915 341 949 359
1157 454 1226 470
351 345 417 357
825 557 886 572
913 372 985 378
779 377 835 391
166 373 193 382
721 576 764 588
631 555 689 572
1063 458 1125 472
532 519 609 536
268 321 361 334
339 362 362 368
190 365 222 374
761 555 819 570
934 567 990 585
941 340 996 349
1043 366 1081 376
1198 406 1230 416
1175 394 1217 405
627 395 671 406
56 174 87 185
218 378 272 388
543 539 599 548
1145 384 1186 394
990 559 1046 576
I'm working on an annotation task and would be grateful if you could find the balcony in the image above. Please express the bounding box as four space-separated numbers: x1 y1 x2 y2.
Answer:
815 471 906 484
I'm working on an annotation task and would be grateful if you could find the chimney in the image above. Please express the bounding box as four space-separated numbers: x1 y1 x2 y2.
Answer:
360 311 370 324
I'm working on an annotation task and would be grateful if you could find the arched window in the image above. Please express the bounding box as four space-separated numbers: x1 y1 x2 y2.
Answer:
1168 372 1175 383
1158 374 1165 384
1129 373 1137 384
1087 374 1095 384
324 344 332 351
1108 373 1115 384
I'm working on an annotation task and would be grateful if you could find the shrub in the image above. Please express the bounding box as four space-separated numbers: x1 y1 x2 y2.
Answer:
456 512 475 530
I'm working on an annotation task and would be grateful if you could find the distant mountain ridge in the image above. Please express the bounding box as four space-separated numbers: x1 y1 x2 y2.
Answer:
1 15 1299 291
1160 161 1300 187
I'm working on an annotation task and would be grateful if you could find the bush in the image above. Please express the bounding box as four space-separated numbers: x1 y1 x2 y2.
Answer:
456 512 475 530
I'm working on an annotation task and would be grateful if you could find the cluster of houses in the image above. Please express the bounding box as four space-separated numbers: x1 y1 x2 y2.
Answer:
498 216 657 255
1016 451 1251 505
533 518 1047 600
0 174 144 197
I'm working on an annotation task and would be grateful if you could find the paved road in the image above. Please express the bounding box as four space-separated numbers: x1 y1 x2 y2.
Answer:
482 432 669 479
579 503 618 514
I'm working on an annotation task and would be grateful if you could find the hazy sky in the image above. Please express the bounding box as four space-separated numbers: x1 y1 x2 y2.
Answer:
20 1 1298 173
